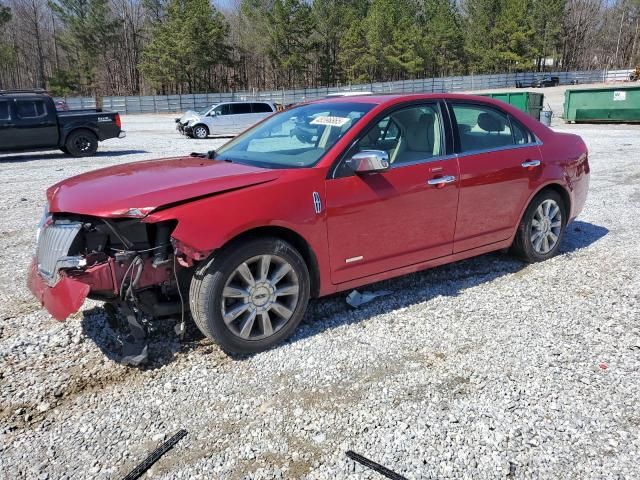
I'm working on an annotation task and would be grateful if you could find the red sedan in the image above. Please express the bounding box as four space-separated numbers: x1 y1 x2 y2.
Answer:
28 94 590 354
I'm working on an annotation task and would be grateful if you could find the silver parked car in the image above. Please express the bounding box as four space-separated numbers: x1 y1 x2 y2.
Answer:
176 101 277 139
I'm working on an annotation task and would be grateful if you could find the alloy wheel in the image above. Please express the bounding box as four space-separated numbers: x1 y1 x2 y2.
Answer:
221 254 300 340
73 135 92 152
530 198 562 254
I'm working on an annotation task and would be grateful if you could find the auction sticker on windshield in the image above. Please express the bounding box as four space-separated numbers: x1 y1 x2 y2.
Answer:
310 116 350 127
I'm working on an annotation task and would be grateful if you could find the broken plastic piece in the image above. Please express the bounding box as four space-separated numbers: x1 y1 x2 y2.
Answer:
106 301 149 366
345 450 407 480
174 321 186 337
346 289 392 308
123 429 188 480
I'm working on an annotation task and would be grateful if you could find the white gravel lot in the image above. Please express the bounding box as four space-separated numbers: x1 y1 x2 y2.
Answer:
1 111 639 480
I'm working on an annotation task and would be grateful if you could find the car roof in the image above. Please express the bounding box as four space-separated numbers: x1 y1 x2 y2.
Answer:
0 93 49 100
308 92 512 106
220 100 275 104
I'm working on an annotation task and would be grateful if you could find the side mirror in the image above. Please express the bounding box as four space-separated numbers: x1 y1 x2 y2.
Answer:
349 150 390 174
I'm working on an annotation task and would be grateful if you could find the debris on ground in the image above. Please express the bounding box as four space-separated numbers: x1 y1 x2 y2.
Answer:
346 289 392 308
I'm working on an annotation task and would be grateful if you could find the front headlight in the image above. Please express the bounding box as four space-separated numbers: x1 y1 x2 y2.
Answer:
36 204 50 243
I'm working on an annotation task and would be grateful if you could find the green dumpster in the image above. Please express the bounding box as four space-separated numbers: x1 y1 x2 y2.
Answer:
478 91 544 120
564 85 640 123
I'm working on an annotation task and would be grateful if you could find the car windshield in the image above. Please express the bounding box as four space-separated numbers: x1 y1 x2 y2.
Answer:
198 106 214 115
215 102 374 168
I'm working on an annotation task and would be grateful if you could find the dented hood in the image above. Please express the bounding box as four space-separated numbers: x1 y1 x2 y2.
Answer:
47 156 280 217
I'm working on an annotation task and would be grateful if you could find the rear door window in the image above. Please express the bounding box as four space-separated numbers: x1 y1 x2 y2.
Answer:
252 103 273 113
230 103 251 115
0 101 10 120
451 103 516 153
16 99 47 119
511 118 533 145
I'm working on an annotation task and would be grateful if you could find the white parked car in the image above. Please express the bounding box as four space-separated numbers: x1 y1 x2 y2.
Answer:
175 101 277 139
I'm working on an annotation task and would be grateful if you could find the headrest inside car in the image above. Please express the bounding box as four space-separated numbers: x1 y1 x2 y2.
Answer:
477 112 505 132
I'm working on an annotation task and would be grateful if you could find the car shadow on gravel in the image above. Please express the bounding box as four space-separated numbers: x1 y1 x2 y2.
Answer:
289 220 609 347
0 150 149 163
79 307 202 369
79 221 608 367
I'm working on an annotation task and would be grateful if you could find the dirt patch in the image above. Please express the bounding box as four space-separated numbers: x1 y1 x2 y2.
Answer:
1 360 142 435
2 298 41 321
623 172 640 185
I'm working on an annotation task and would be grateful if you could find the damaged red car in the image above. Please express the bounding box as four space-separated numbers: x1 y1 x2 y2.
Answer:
28 94 590 354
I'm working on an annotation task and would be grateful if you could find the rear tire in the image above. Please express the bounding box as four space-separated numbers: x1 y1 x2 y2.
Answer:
189 237 310 354
512 190 567 262
60 146 69 155
65 129 98 157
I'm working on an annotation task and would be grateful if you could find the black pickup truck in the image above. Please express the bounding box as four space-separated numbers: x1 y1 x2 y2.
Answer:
0 90 125 157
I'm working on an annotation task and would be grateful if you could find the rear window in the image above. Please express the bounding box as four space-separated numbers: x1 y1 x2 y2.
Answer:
252 103 273 113
16 100 47 119
0 101 9 120
230 103 251 115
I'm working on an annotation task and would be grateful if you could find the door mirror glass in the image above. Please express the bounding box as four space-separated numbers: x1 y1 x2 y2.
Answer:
349 150 390 173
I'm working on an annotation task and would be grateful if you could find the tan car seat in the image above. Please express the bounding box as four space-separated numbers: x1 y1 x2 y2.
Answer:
390 110 439 164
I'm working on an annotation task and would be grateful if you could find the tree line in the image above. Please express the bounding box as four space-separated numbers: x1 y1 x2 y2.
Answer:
1 0 639 97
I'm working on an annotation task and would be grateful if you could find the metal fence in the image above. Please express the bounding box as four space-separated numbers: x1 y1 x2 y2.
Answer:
55 69 634 115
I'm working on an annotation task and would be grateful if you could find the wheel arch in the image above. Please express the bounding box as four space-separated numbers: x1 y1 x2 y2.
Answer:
215 225 321 298
535 183 572 218
512 182 572 240
61 126 99 145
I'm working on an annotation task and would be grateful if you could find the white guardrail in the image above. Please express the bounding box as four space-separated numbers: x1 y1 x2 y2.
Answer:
56 69 635 114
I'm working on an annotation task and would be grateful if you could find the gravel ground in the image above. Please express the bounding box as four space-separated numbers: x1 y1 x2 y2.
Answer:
1 112 639 480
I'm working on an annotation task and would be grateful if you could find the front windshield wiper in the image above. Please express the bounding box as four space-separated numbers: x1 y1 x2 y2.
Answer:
189 150 217 160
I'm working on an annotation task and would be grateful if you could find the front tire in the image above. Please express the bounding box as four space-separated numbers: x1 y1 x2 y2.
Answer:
65 129 98 157
512 190 567 262
190 237 310 354
192 124 209 139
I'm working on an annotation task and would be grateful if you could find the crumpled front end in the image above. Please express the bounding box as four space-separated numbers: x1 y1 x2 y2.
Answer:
26 212 182 321
27 259 90 321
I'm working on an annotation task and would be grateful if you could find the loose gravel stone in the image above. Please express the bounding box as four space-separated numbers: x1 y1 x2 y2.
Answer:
0 112 639 479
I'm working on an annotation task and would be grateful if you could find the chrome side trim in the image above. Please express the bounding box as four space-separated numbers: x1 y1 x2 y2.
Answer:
345 256 363 263
389 153 458 169
455 140 543 159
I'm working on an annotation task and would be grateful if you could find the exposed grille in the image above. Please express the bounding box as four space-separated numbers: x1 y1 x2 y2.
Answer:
36 221 83 285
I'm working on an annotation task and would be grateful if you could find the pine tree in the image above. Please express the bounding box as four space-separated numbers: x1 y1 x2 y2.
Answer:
49 0 120 95
266 0 314 88
530 0 565 70
140 0 230 92
312 0 348 86
463 0 503 73
420 0 466 77
491 0 537 72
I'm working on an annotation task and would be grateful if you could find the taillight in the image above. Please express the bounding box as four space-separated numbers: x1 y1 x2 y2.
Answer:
115 113 121 129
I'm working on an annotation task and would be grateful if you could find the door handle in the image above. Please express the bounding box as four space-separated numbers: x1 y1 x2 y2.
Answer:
427 175 456 187
521 160 541 168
